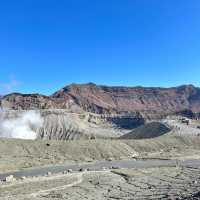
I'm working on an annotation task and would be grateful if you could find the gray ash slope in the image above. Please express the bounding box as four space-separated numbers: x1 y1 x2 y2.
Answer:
120 122 171 139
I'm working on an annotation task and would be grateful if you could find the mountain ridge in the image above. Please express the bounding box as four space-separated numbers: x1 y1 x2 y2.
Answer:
1 83 200 119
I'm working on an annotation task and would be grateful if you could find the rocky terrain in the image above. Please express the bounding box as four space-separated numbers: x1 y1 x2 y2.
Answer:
1 83 200 140
1 160 200 200
1 83 200 199
1 83 200 118
1 134 200 199
1 166 200 200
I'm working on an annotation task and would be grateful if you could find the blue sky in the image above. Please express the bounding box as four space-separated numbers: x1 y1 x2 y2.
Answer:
0 0 200 95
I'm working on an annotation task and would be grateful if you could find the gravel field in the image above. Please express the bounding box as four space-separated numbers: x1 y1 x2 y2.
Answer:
1 166 200 200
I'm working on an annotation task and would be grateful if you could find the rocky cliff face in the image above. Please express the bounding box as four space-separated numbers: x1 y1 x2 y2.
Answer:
1 84 200 117
0 93 55 110
1 84 200 140
51 83 200 116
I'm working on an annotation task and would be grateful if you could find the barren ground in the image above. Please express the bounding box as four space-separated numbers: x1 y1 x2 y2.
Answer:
1 123 200 199
1 166 200 200
1 134 200 173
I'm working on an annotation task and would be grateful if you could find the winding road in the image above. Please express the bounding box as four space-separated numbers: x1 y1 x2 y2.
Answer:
1 159 200 181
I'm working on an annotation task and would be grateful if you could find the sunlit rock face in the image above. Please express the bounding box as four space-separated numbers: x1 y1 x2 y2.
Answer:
1 84 200 140
1 84 200 117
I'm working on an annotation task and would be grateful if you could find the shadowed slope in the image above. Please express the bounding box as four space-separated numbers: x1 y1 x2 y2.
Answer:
120 122 171 139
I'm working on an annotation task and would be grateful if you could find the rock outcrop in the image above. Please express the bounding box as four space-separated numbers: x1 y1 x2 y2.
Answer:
0 93 56 110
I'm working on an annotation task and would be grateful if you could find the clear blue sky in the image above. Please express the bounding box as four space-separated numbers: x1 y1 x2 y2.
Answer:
0 0 200 95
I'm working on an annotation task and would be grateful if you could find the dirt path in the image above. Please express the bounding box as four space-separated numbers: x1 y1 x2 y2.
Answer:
29 173 83 198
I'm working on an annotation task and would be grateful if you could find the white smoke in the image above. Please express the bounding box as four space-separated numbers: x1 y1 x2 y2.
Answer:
0 111 43 140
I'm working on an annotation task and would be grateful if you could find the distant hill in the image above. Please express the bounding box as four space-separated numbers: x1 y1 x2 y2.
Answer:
1 83 200 120
120 122 171 139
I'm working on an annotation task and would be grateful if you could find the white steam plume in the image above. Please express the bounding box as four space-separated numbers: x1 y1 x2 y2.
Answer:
0 111 43 140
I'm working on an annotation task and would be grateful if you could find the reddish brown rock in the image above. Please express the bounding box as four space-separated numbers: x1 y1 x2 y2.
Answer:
1 83 200 119
52 83 200 116
0 93 56 110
